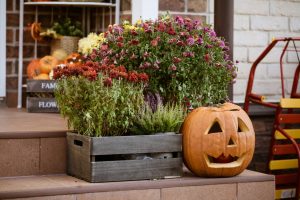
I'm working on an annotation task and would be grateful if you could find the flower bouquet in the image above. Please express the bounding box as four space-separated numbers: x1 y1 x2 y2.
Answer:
53 14 237 182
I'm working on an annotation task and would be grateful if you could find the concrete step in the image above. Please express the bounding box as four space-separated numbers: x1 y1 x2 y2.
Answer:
0 107 68 177
0 170 275 200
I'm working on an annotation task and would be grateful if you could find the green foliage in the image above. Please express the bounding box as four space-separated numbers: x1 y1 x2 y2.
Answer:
52 17 83 37
130 103 186 135
54 75 144 137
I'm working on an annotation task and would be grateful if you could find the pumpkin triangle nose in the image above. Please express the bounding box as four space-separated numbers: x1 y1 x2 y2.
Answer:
228 137 235 146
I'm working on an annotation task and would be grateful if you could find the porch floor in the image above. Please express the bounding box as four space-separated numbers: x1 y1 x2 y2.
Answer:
0 107 67 137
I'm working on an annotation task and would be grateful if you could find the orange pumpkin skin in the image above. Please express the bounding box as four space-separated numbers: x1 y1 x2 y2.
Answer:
33 73 50 80
64 53 82 68
27 59 40 79
182 103 255 177
39 56 58 74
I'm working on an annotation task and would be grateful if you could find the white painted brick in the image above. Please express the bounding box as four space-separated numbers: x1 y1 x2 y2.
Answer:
236 62 268 79
253 80 282 95
235 0 269 15
290 17 300 31
233 79 247 96
234 47 248 62
234 15 249 30
233 94 245 103
267 63 298 79
251 16 288 31
269 32 300 40
234 31 269 46
236 63 251 79
270 1 300 17
286 79 300 95
249 47 285 63
264 94 285 103
268 32 300 48
287 50 300 63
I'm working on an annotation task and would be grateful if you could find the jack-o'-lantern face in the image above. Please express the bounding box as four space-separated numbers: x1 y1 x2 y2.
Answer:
182 103 255 177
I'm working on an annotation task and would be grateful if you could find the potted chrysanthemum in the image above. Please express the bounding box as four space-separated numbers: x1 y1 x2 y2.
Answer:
54 14 244 182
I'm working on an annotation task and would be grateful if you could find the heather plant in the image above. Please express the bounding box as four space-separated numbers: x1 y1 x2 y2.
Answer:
130 103 186 135
81 14 237 108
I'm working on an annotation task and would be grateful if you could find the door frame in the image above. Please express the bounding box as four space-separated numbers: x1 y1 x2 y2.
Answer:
0 0 6 97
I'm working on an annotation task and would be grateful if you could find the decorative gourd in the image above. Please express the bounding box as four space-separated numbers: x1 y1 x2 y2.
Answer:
64 52 82 68
182 103 255 177
52 49 68 62
26 59 40 79
33 73 50 80
30 22 42 41
39 56 58 74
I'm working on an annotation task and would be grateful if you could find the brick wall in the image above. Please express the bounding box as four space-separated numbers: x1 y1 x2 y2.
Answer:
5 0 209 107
233 0 300 103
5 0 120 107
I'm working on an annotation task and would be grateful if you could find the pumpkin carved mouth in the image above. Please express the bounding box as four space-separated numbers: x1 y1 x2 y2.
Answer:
210 154 239 163
204 154 246 168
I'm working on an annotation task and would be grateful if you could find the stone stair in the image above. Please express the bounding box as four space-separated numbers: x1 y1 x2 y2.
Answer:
0 108 275 200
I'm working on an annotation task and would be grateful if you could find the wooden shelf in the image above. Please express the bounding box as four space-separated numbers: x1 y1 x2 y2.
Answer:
25 1 117 7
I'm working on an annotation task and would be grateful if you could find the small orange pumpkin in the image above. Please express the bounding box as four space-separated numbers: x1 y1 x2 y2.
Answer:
33 73 50 80
182 103 255 177
27 59 40 79
39 56 58 74
64 53 82 68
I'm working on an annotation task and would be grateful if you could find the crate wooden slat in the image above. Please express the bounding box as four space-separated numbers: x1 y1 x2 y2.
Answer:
67 132 183 182
91 133 182 155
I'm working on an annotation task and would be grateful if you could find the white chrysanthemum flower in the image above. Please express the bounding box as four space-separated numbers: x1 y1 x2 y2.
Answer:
78 33 105 55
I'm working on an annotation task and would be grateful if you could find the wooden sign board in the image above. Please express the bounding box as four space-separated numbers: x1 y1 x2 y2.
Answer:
27 80 57 93
26 97 59 113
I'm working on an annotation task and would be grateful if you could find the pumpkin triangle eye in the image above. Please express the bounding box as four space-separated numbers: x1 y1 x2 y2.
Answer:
208 121 222 134
238 118 249 132
238 126 242 132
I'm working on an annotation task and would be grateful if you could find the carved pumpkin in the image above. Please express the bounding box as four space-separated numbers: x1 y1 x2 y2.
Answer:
182 103 255 177
39 56 58 74
27 59 40 79
33 73 50 80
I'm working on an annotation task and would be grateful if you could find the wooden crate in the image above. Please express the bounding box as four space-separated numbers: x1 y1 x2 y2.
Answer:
67 132 183 182
26 80 59 113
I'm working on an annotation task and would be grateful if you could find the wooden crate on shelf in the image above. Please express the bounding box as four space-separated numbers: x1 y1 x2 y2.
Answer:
26 80 59 113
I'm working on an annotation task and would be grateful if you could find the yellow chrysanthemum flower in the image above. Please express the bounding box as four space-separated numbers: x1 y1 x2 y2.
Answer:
78 33 104 55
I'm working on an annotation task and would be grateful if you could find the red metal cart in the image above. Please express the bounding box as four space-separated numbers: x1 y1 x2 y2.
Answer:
244 37 300 113
243 37 300 199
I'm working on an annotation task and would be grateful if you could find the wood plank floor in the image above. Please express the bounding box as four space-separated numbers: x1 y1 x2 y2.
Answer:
0 107 67 134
